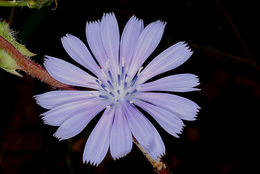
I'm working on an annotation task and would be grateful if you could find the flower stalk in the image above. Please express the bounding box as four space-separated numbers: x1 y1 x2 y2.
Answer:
0 35 72 89
133 138 169 174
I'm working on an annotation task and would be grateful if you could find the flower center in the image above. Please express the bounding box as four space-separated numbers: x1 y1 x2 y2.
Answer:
96 64 140 107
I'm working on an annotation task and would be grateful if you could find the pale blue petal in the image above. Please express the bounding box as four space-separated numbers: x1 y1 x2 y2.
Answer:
44 56 100 89
53 99 107 140
86 21 107 69
135 92 200 121
122 102 153 149
127 21 166 79
141 123 165 160
101 13 120 78
110 105 132 159
139 73 200 92
137 42 193 84
83 108 115 166
35 90 99 109
120 15 144 68
41 98 105 126
134 99 184 137
61 34 101 76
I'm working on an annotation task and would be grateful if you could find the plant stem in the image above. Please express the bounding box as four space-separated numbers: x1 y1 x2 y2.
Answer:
133 138 170 174
216 0 260 72
0 1 29 7
0 35 73 90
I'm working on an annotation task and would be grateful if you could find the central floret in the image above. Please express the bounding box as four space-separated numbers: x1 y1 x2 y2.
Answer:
96 62 140 107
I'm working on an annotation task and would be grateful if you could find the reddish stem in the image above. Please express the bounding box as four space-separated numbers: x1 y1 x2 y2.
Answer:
216 0 260 72
133 138 170 174
0 35 73 90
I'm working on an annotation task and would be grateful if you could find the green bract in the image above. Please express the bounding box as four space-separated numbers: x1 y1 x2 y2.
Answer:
0 21 35 76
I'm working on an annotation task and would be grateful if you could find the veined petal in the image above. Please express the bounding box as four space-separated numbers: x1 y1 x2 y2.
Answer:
135 92 200 121
61 34 101 76
53 99 107 140
137 42 193 84
101 13 119 78
122 102 154 149
41 98 104 126
110 105 132 160
35 90 99 109
120 15 144 68
139 73 200 92
127 21 166 79
86 20 107 69
134 99 184 137
83 107 115 166
44 56 100 89
141 123 165 160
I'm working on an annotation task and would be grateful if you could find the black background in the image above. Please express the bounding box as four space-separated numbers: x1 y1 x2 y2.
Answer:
0 0 259 173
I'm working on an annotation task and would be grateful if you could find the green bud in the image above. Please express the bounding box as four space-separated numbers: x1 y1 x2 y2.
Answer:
0 21 35 76
0 48 22 76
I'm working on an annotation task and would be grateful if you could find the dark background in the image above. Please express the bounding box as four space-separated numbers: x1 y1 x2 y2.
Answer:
0 0 259 173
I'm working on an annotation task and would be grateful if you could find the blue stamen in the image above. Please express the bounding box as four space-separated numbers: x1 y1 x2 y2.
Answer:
107 80 113 89
124 82 127 89
130 89 137 95
108 70 113 82
121 67 125 80
131 75 138 86
101 84 106 90
109 92 115 97
117 90 120 94
117 74 120 84
99 95 109 99
125 92 130 96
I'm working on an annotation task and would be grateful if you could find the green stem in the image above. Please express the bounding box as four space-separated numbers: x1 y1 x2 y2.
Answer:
0 1 29 7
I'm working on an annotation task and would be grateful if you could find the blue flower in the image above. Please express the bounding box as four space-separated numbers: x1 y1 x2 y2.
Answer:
35 13 200 166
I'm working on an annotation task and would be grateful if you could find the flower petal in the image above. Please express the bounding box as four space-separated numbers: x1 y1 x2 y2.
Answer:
120 15 144 68
127 21 166 79
53 99 107 140
83 107 115 166
135 92 200 121
139 73 200 92
110 105 132 160
134 99 184 137
61 34 101 76
41 98 105 126
141 123 165 160
101 13 120 78
86 20 107 69
35 90 99 109
122 102 153 149
137 42 193 84
44 56 100 89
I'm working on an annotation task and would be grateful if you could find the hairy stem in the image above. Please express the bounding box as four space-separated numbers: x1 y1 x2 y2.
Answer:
0 35 73 89
133 138 170 174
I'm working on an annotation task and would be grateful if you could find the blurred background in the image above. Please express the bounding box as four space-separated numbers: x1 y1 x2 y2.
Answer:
0 0 259 173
